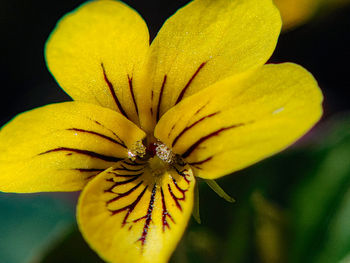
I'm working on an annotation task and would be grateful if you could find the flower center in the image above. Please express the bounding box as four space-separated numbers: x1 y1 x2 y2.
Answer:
127 140 179 177
127 140 175 164
147 155 167 177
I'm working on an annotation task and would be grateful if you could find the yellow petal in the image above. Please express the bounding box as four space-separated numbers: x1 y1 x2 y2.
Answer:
45 0 150 125
0 102 145 193
134 0 281 133
77 159 195 263
155 63 323 179
275 0 350 31
273 0 319 31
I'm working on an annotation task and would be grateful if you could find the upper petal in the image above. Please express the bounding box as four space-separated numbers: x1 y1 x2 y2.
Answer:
274 0 319 31
134 0 282 133
45 0 150 125
0 102 145 193
78 159 195 263
155 63 323 179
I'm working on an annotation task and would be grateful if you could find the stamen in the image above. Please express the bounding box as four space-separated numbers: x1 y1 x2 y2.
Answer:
128 139 176 166
155 142 175 164
127 140 146 161
147 141 176 177
127 151 137 161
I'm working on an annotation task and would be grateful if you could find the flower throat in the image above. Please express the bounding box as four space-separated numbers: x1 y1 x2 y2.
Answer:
127 139 179 165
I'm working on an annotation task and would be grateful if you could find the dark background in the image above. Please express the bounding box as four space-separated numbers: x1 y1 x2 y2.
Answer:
1 0 350 129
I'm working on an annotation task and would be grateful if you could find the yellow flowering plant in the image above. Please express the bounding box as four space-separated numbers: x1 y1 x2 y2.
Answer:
0 0 323 262
274 0 320 30
274 0 350 31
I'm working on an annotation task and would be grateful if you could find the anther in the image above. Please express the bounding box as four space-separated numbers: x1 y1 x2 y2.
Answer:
155 142 174 164
127 140 146 161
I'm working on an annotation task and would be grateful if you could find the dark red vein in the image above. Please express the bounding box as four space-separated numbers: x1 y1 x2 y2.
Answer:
123 160 147 166
107 172 144 178
171 177 187 198
67 128 126 148
104 175 141 193
132 215 147 223
101 63 128 118
73 168 105 180
128 75 138 115
156 75 167 122
194 102 209 115
181 124 245 158
109 185 148 226
114 164 144 172
188 156 213 166
167 123 177 138
38 147 123 163
161 187 174 231
174 167 191 184
138 183 157 246
106 181 144 204
167 101 209 139
72 168 105 172
93 119 126 146
172 112 220 147
175 62 207 105
168 183 185 212
150 91 154 116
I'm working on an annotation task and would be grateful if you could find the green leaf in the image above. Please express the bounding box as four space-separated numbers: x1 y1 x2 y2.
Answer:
192 181 201 224
289 116 350 262
314 188 350 263
204 179 235 203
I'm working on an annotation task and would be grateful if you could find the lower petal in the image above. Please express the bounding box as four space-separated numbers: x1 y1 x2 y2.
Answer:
77 159 195 263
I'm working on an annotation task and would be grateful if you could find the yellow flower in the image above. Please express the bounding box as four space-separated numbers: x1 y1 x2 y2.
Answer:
274 0 319 30
0 0 323 262
274 0 350 31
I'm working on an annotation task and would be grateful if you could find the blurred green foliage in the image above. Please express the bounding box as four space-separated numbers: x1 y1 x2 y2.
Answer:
0 193 75 263
37 226 104 263
2 115 350 263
